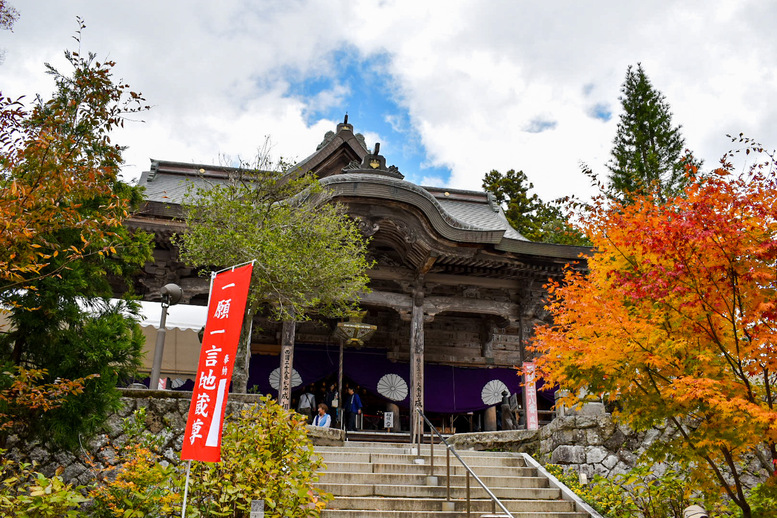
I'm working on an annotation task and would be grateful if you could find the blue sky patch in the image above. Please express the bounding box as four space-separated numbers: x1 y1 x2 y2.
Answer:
285 46 452 186
588 102 612 122
525 118 557 133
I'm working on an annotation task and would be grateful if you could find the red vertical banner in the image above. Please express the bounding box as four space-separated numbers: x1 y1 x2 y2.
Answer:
523 362 539 430
181 263 253 462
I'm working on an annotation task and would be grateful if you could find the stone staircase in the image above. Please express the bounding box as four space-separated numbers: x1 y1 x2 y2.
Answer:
315 441 595 518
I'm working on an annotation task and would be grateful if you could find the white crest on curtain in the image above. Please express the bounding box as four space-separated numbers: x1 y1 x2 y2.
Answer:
481 379 509 405
269 368 303 390
377 373 408 401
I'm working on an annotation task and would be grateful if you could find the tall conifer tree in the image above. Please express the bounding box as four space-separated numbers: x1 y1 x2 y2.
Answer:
608 64 696 203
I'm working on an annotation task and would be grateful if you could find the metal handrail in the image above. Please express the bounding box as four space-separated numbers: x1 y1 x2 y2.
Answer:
415 407 514 518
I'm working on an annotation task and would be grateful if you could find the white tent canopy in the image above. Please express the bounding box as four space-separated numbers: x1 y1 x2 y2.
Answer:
136 300 208 331
1 299 209 380
135 300 208 379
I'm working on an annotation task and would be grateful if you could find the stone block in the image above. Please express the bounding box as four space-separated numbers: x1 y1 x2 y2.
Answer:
602 454 619 470
618 449 637 468
586 446 608 465
306 425 345 446
603 428 626 450
641 428 662 449
574 415 599 429
576 402 605 416
62 462 88 482
609 462 631 478
557 416 579 430
539 439 553 456
550 445 585 464
586 429 604 446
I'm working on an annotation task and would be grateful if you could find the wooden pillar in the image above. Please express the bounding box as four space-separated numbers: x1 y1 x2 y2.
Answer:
484 405 497 431
410 288 425 440
279 319 296 409
338 338 344 429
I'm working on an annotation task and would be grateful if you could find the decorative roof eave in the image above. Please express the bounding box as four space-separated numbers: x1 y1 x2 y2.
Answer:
321 173 505 245
495 239 591 262
146 159 238 182
321 173 590 260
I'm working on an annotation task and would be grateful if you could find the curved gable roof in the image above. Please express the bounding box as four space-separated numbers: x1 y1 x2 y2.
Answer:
134 121 589 262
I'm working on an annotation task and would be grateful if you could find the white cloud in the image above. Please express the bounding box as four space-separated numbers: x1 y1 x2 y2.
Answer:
3 0 776 202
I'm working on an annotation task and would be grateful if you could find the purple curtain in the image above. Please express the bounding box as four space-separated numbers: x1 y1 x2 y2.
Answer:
246 344 553 413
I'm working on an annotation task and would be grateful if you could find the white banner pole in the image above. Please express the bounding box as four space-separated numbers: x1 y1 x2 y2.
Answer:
181 459 192 518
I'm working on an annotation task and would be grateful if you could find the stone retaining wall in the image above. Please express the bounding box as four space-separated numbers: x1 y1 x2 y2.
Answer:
4 389 266 486
8 392 769 489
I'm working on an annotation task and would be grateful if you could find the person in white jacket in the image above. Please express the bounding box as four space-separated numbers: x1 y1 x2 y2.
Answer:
313 403 331 428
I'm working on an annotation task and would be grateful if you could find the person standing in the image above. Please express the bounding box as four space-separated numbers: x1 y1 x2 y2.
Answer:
324 383 339 424
313 403 331 428
297 385 316 424
344 386 362 431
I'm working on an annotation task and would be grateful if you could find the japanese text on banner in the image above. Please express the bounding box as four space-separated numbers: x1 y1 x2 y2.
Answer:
523 362 539 431
181 263 253 462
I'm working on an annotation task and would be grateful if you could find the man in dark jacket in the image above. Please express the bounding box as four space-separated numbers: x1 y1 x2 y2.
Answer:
344 386 362 431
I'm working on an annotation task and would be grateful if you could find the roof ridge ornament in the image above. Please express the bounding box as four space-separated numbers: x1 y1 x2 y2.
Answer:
341 141 404 179
336 113 353 133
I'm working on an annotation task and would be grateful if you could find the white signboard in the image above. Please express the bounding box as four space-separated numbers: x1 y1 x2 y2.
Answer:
384 411 394 429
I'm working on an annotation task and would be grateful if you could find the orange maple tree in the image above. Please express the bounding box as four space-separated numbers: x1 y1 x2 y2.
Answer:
532 143 777 516
0 19 148 293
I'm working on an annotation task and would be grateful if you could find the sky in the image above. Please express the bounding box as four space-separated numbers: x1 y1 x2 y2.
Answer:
2 1 776 203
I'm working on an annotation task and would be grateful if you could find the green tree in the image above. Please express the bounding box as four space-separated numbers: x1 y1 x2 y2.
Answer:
177 160 372 395
0 25 152 448
607 64 698 203
482 169 589 245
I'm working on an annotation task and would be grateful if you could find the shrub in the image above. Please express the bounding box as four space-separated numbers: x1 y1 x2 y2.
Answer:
0 450 87 517
546 463 711 518
88 407 182 518
184 396 332 517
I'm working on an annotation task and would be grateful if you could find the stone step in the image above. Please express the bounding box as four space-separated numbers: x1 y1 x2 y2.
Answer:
319 471 551 489
324 496 584 513
317 482 563 500
320 442 521 456
313 441 595 518
321 460 535 477
321 512 588 518
319 451 529 468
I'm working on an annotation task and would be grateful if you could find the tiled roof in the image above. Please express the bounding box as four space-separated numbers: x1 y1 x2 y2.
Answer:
136 158 587 261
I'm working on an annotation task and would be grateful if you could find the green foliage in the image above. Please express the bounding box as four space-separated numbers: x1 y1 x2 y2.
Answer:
185 397 332 517
89 408 181 518
0 26 152 449
0 449 87 517
178 158 372 392
738 477 777 518
88 401 331 517
0 298 146 448
0 366 95 447
482 169 589 245
545 464 628 516
607 63 700 203
546 463 714 518
178 167 371 323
